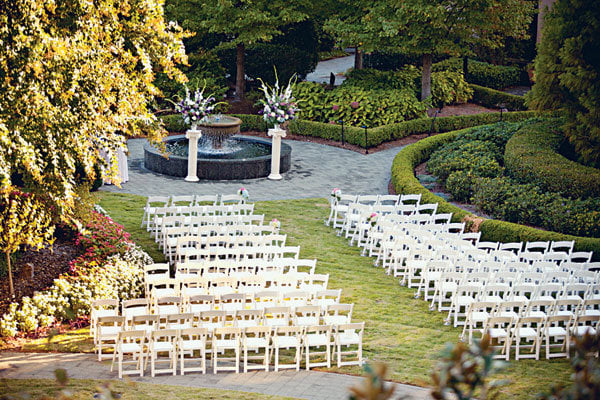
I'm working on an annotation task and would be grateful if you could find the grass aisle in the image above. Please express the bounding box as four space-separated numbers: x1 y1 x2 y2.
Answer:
97 192 572 398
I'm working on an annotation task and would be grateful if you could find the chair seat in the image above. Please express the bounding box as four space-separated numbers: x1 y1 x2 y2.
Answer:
274 336 300 348
215 339 238 349
121 343 143 353
488 328 508 338
94 310 118 319
527 311 547 319
547 327 567 336
470 312 489 322
237 320 259 329
265 318 288 327
456 296 475 306
155 289 176 298
152 342 174 352
180 340 205 350
572 326 597 336
296 317 319 326
99 326 121 337
306 333 329 346
512 327 538 339
244 338 269 348
324 316 349 325
337 332 360 345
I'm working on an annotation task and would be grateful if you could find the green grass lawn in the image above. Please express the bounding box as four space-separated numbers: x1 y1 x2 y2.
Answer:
4 192 571 398
0 378 294 399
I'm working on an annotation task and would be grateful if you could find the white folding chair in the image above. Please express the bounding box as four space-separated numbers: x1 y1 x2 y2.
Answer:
543 315 571 359
304 325 333 370
96 316 124 361
334 322 364 367
111 330 146 378
91 299 119 343
179 327 208 375
148 329 178 377
273 326 303 371
511 316 543 360
213 327 241 373
242 326 271 372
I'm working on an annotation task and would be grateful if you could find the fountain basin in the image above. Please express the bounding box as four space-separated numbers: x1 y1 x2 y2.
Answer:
144 135 292 180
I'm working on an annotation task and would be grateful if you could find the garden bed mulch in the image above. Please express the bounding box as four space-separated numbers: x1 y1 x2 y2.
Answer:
0 234 83 317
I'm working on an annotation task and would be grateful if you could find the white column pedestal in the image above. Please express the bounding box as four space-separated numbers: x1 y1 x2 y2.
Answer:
185 128 202 182
267 126 286 180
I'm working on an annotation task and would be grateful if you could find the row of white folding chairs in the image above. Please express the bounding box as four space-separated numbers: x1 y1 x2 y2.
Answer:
146 203 253 233
338 203 443 241
326 193 423 228
93 291 344 331
146 274 330 299
161 224 279 261
172 258 317 277
448 289 600 328
173 233 287 256
414 262 598 300
104 322 364 378
152 213 263 238
176 244 301 264
463 312 599 361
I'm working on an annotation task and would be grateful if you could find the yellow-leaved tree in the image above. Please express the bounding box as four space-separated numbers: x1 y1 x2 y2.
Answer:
0 0 189 220
0 187 55 297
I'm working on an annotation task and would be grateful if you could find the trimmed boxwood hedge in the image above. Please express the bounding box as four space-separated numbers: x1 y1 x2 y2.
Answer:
470 84 527 111
390 124 600 259
505 120 600 199
160 111 538 149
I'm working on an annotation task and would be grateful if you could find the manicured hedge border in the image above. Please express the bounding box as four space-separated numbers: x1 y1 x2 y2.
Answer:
469 84 527 111
390 124 600 259
161 111 538 148
505 121 600 199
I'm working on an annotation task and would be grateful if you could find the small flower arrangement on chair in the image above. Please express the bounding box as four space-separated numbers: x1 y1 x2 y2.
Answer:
270 218 281 233
238 187 249 203
367 212 378 228
331 188 342 203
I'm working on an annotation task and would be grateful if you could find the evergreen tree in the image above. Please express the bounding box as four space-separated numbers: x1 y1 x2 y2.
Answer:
528 0 600 166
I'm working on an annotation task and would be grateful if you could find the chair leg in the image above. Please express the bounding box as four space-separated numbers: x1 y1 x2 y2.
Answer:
275 347 279 372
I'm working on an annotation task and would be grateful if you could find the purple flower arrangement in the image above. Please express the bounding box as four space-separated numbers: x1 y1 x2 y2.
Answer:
173 84 222 127
257 73 300 126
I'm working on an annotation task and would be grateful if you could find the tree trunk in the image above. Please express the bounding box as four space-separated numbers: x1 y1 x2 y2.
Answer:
6 252 14 298
421 53 433 101
235 43 245 100
462 56 469 78
354 47 363 70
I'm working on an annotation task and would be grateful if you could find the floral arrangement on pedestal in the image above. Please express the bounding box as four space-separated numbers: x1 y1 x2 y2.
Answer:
238 187 249 202
331 188 342 203
257 72 299 128
172 83 224 128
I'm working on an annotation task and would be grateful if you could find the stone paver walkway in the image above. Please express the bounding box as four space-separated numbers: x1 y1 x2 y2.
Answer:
306 55 354 85
100 137 402 200
0 352 429 400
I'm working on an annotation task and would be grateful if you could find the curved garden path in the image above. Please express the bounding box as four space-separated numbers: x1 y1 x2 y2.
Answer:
0 352 428 399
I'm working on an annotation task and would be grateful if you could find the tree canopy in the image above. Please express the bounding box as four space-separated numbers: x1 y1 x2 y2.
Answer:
362 0 534 100
0 0 188 218
528 0 600 167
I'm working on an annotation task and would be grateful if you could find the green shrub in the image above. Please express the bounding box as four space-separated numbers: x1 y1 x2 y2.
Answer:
446 170 477 202
294 81 427 128
343 67 473 108
470 84 527 111
505 119 600 199
428 141 504 181
390 125 600 259
433 58 526 89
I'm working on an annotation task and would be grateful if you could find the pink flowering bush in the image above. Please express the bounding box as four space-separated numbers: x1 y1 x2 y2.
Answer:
0 211 152 337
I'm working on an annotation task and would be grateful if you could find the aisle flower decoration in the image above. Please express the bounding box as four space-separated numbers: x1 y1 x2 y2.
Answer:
270 218 281 232
331 188 342 202
171 82 224 127
257 71 299 127
367 212 378 227
238 187 249 202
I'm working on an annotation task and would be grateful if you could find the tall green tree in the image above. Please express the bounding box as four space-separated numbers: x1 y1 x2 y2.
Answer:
528 0 600 167
323 0 370 69
189 0 307 100
0 0 188 218
362 0 533 101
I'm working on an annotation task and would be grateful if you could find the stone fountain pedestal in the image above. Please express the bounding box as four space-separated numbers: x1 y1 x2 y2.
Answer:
268 125 286 180
184 127 202 182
